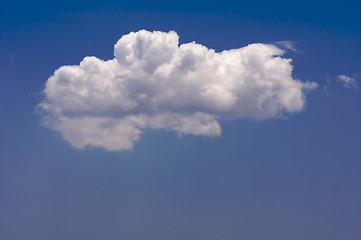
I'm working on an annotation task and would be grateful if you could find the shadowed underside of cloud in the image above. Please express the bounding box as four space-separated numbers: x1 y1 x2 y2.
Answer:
38 30 317 151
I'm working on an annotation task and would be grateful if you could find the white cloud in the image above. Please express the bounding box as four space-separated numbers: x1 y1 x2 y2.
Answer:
337 74 359 90
274 41 298 52
38 30 316 151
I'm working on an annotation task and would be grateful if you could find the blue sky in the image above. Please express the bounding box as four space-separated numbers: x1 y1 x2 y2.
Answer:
1 1 361 239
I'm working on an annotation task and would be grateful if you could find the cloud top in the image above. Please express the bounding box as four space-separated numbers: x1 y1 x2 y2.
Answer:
39 30 316 151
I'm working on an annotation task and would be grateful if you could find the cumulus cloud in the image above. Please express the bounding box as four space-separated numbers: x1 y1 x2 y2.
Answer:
38 30 316 151
337 74 359 90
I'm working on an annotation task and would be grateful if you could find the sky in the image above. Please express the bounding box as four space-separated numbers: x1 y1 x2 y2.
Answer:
1 1 361 239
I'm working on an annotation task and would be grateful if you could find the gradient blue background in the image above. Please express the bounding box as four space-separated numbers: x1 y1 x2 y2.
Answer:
1 1 361 239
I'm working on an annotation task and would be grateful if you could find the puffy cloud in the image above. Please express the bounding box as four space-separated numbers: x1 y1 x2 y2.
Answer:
38 30 316 151
337 74 359 90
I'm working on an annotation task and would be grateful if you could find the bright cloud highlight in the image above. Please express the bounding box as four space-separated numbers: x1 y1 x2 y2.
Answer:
38 30 316 151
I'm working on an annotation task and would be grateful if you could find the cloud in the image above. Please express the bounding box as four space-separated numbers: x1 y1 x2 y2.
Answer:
273 41 298 53
38 30 316 151
337 74 359 90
